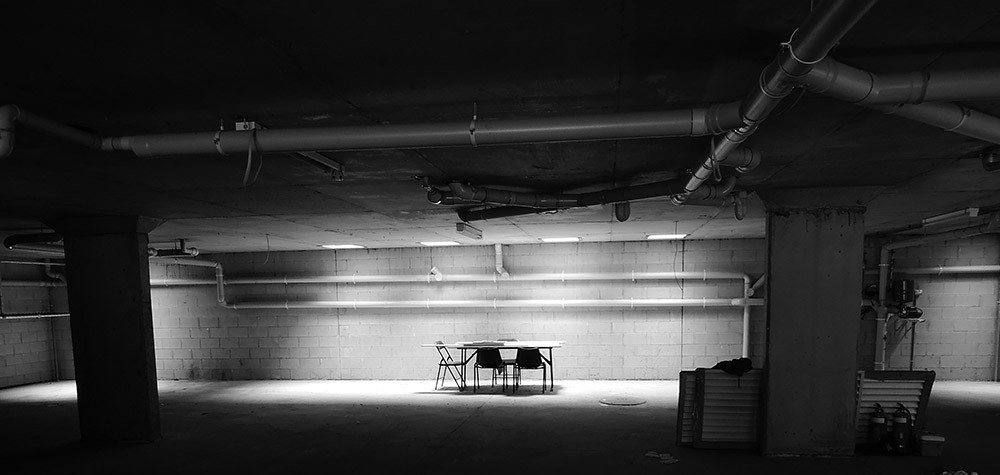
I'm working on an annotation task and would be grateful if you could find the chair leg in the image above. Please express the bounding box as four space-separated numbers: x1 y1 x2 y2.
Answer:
435 365 442 390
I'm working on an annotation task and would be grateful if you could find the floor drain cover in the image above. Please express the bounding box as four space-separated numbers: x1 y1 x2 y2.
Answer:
599 395 646 406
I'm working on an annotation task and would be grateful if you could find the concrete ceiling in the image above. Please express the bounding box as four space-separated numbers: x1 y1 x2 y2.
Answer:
2 1 999 253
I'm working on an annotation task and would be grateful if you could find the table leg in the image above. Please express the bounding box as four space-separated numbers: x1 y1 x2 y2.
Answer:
548 348 554 392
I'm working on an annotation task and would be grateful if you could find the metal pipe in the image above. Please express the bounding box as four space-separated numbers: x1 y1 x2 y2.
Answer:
875 222 993 369
494 244 509 279
457 206 559 222
444 176 735 209
98 105 744 157
0 313 71 320
0 260 65 266
225 298 765 310
799 59 1000 145
742 275 752 358
0 280 65 287
893 265 1000 275
749 274 766 297
673 0 877 204
877 102 1000 145
4 232 63 250
154 257 226 304
1 105 104 159
802 59 1000 105
207 270 752 285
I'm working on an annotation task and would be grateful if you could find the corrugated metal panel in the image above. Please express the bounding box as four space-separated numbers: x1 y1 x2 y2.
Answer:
855 378 925 444
695 369 762 448
677 371 696 445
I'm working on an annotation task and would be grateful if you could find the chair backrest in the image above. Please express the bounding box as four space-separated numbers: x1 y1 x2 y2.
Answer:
435 341 453 361
516 348 542 368
476 348 504 368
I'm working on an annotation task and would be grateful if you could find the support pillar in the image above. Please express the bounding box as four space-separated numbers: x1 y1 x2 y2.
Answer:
54 216 161 443
758 189 871 456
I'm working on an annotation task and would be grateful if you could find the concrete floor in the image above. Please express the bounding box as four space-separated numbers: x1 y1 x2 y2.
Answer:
1 379 998 475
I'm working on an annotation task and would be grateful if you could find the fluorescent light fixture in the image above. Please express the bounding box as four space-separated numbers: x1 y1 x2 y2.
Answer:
455 222 483 240
320 244 365 249
419 241 461 247
646 234 688 240
540 237 580 243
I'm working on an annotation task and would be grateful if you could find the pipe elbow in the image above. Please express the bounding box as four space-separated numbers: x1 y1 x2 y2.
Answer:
0 105 20 159
735 148 762 174
447 182 477 200
426 188 446 205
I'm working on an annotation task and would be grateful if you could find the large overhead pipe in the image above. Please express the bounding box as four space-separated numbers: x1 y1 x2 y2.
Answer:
672 0 878 204
800 59 1000 144
457 206 559 222
0 105 103 158
435 176 735 209
802 59 1000 105
3 233 65 256
1 102 744 159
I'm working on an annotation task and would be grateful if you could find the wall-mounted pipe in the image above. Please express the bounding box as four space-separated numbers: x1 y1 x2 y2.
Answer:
672 0 877 204
153 257 225 304
494 244 509 279
1 102 745 159
146 266 757 357
0 280 65 287
874 221 996 369
0 312 70 320
0 260 65 266
892 265 1000 275
224 298 764 310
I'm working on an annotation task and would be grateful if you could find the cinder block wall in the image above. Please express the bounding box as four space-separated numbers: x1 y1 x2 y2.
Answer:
860 234 1000 380
0 263 67 389
148 239 767 380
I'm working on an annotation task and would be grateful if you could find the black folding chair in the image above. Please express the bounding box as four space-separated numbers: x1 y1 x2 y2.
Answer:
434 341 465 391
474 348 507 392
513 347 547 393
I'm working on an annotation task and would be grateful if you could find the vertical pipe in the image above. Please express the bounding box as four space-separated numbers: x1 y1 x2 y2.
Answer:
49 317 60 381
875 246 890 370
742 276 751 358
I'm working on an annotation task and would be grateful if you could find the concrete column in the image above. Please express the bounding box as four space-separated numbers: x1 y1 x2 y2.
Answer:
758 189 870 456
54 216 161 443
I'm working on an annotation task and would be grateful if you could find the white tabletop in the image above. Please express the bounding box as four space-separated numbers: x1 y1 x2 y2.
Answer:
422 340 565 348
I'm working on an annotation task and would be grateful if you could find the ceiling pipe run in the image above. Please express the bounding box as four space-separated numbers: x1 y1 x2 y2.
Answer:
457 206 559 222
801 59 1000 104
798 58 1000 145
433 176 736 210
3 233 65 256
672 0 878 204
1 102 744 159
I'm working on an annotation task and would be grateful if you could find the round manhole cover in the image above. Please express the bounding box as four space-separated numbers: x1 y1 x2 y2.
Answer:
599 395 646 406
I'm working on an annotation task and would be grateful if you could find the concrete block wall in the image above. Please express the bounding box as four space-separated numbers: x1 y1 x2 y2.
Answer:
861 234 1000 380
0 262 68 388
147 239 767 380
